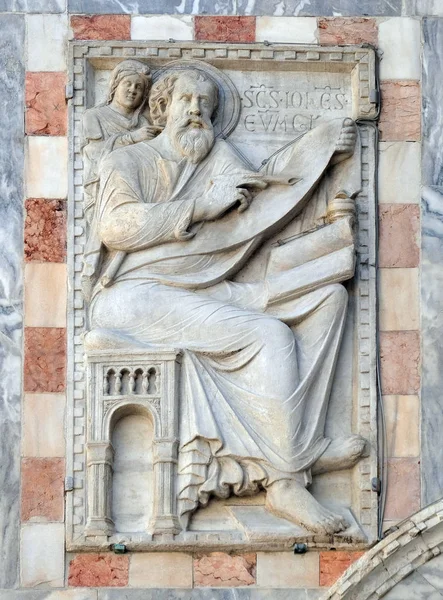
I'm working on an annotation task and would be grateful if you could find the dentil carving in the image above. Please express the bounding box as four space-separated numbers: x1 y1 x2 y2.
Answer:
81 60 367 538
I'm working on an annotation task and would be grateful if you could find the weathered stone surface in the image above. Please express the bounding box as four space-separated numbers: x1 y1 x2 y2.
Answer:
319 551 364 586
384 395 420 458
379 81 421 142
194 553 256 587
70 15 131 40
129 553 192 588
25 199 66 263
20 523 65 588
25 72 67 136
21 458 64 522
318 17 377 45
26 14 67 72
26 137 68 199
256 551 319 588
422 187 443 505
378 142 420 204
23 394 66 458
380 331 420 395
194 16 255 42
237 0 401 15
24 327 66 393
378 17 421 80
422 18 443 186
25 264 67 328
384 458 421 520
379 204 420 268
379 268 419 331
131 15 193 41
68 554 129 587
256 16 317 43
0 13 24 590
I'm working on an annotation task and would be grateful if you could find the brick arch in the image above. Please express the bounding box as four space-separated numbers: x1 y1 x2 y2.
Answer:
323 499 443 599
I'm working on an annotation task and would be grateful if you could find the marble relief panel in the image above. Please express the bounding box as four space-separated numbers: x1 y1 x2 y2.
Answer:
66 42 378 552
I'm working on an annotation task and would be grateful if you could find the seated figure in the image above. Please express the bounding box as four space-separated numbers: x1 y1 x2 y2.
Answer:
85 67 367 535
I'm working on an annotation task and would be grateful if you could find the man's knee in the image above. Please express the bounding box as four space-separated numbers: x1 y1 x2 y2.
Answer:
258 317 294 350
325 283 348 309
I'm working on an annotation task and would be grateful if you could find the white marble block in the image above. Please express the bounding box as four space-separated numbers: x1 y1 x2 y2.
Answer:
131 15 193 41
20 523 65 588
26 137 68 199
379 17 421 80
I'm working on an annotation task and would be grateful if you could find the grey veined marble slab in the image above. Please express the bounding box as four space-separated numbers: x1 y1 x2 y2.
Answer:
237 0 401 15
404 0 443 15
0 0 65 11
423 18 443 186
421 186 443 506
68 0 400 14
98 590 322 600
0 13 25 590
67 0 234 14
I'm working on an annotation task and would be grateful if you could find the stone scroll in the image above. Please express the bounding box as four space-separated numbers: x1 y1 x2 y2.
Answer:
66 42 378 552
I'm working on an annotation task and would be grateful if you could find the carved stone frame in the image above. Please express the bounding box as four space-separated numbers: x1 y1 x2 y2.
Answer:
66 41 378 552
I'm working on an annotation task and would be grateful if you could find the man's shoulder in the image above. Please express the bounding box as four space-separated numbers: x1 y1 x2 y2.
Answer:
102 141 158 171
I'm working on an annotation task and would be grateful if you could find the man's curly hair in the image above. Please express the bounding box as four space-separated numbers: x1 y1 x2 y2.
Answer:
149 70 219 127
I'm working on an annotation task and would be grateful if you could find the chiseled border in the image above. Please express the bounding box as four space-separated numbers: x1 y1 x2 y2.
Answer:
66 41 378 551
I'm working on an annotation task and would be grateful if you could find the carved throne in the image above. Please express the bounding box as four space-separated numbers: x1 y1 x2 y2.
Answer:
84 348 182 539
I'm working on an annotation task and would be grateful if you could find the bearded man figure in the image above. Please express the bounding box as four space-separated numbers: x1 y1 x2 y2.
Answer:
86 68 368 535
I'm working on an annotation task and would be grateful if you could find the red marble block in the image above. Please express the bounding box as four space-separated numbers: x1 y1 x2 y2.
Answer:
25 72 67 136
21 458 64 522
384 458 420 520
194 16 255 42
194 552 256 587
318 17 378 45
380 331 420 395
71 15 131 40
24 327 66 393
25 199 66 263
379 81 421 142
319 551 365 586
379 204 420 268
69 553 129 587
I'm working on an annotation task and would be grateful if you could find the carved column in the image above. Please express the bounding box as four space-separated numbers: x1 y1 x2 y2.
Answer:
85 442 115 537
150 438 181 534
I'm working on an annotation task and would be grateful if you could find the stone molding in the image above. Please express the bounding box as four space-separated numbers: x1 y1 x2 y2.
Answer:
323 498 443 599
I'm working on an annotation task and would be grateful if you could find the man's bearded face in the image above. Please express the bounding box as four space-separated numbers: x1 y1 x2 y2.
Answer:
167 76 216 164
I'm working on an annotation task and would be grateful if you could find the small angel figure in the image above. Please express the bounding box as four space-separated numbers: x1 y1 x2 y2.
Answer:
82 59 161 223
81 60 161 297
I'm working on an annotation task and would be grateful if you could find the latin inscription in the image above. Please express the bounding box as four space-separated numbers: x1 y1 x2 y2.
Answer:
240 83 351 135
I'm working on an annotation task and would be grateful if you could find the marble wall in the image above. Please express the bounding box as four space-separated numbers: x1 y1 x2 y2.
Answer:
0 12 25 590
0 0 442 597
421 18 443 507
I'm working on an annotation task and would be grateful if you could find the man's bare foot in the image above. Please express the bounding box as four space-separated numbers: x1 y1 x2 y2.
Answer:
312 435 368 476
265 479 348 535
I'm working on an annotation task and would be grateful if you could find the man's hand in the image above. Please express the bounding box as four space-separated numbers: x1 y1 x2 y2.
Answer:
193 174 268 222
130 125 163 143
331 118 357 166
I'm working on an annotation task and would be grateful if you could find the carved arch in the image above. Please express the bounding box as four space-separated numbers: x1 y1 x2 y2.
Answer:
323 499 443 599
103 399 160 441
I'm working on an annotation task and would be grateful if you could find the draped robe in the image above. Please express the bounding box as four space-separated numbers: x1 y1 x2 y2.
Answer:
89 119 361 524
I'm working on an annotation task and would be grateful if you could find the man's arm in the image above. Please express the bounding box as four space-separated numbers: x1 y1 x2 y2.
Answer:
97 154 196 252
